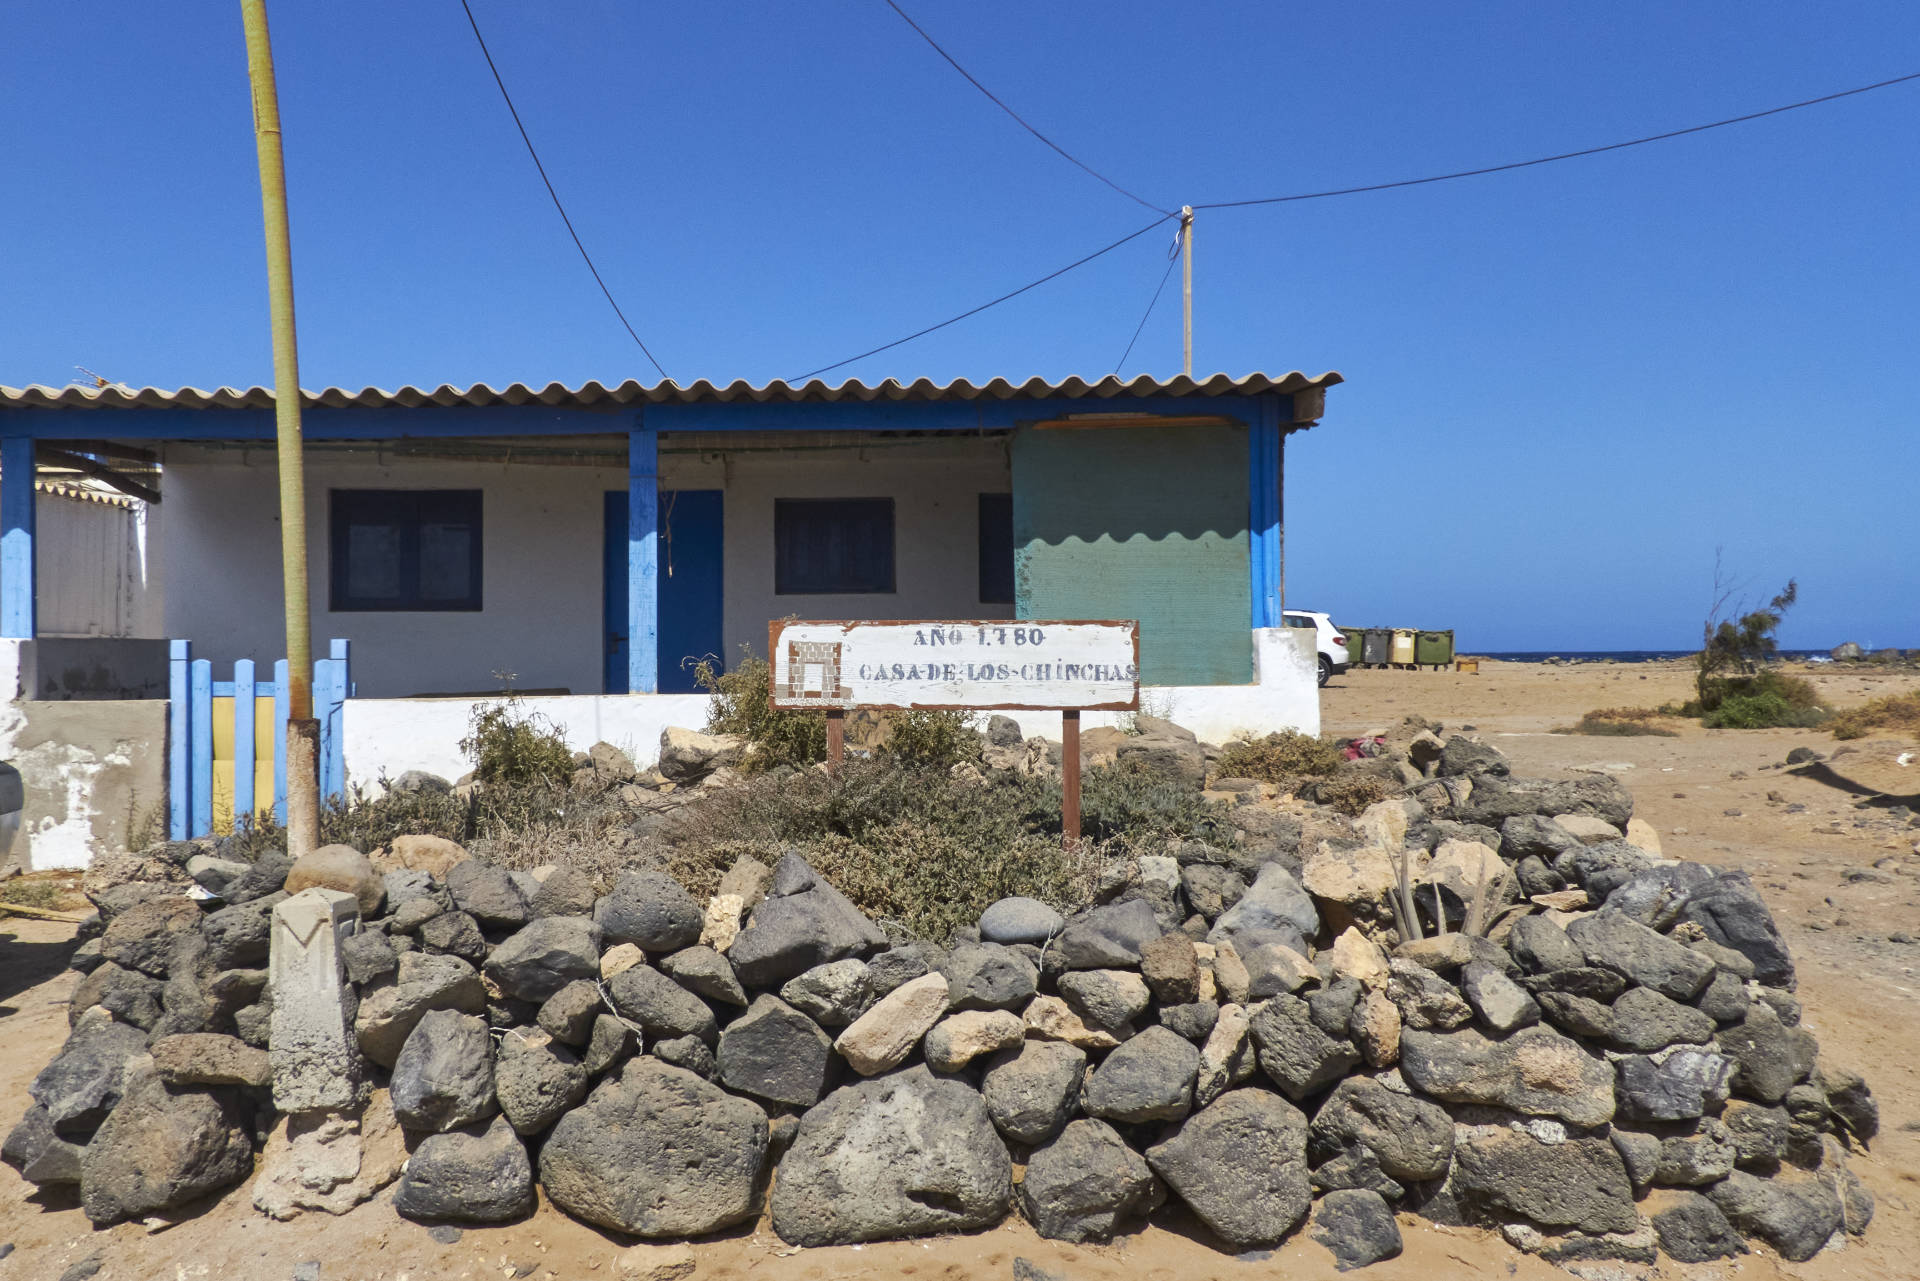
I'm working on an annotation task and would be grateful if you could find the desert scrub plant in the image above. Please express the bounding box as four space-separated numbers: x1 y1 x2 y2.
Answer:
1304 768 1398 816
1562 707 1680 737
1213 731 1343 784
461 695 575 787
1697 670 1826 729
880 710 981 770
1829 690 1920 740
696 651 825 772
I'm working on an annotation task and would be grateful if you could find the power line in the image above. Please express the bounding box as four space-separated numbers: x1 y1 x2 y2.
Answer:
1195 69 1920 210
792 213 1176 382
879 0 1172 217
457 0 670 379
1113 230 1183 375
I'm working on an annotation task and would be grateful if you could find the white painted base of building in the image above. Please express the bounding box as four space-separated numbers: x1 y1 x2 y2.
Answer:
344 628 1319 792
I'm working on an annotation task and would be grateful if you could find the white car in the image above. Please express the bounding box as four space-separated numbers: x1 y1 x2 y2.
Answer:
1282 610 1349 687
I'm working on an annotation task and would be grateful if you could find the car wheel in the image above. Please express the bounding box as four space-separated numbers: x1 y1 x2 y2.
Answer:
1318 655 1332 687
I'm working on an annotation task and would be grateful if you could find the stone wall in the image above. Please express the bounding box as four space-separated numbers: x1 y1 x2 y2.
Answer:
4 734 1880 1271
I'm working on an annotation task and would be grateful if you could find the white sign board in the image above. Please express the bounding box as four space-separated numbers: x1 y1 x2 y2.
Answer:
768 620 1140 711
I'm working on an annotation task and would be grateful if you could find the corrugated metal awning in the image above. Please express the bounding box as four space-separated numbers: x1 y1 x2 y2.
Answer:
0 371 1340 412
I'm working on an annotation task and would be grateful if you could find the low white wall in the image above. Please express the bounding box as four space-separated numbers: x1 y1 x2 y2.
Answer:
343 692 713 792
340 630 1319 792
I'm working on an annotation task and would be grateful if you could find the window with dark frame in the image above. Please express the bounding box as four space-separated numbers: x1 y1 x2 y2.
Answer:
978 492 1014 605
329 490 483 612
774 498 895 595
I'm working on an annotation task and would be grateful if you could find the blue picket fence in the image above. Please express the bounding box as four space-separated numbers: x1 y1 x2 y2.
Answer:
168 638 351 840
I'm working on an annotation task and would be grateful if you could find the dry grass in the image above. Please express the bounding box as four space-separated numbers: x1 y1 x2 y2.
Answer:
1829 690 1920 741
1214 731 1343 784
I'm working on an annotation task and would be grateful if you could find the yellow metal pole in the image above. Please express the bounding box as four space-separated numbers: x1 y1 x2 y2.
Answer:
241 0 320 857
1180 206 1194 378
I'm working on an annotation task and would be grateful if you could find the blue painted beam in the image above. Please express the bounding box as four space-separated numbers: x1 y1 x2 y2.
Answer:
0 391 1291 442
1248 395 1283 629
169 640 190 841
1 435 35 638
628 423 659 695
233 659 255 827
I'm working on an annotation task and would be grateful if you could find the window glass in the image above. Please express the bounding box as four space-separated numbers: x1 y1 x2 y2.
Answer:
978 493 1014 605
330 490 482 611
774 498 894 594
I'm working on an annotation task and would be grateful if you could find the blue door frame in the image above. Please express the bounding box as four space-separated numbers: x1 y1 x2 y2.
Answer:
604 489 723 694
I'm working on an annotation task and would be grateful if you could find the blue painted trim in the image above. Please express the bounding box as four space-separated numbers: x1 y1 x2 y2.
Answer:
273 659 290 824
190 659 213 838
1 436 35 638
168 640 190 841
628 425 659 695
233 659 255 826
319 638 349 803
0 393 1283 442
1248 395 1282 629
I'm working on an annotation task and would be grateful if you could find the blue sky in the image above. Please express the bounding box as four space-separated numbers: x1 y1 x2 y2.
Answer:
3 1 1915 650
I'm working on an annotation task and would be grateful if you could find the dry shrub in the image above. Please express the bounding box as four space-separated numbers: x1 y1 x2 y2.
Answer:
1564 707 1680 737
1214 731 1343 784
1305 769 1397 816
697 652 825 772
461 696 575 787
1829 690 1920 741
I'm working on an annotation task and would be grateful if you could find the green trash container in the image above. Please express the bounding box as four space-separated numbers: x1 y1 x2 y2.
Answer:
1342 627 1364 667
1415 630 1455 668
1361 628 1392 667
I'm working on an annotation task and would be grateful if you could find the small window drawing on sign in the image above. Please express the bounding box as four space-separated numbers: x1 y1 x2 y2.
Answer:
785 640 850 701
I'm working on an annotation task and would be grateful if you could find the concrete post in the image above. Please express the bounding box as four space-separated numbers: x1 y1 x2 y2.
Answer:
269 887 368 1113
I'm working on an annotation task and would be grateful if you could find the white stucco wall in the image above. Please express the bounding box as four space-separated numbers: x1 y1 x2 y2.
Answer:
160 439 1014 699
340 629 1319 793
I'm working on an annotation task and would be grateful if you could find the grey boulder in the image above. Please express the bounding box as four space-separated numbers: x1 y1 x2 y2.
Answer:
445 861 529 931
1145 1088 1311 1248
780 958 874 1027
30 1013 150 1136
1250 994 1361 1101
1651 1190 1748 1262
1399 1025 1615 1128
1460 962 1539 1034
981 1039 1087 1146
483 915 602 1003
1449 1128 1638 1234
1311 1188 1404 1271
772 1065 1011 1246
78 1065 254 1226
944 943 1039 1012
1707 1170 1841 1262
594 868 703 952
1057 969 1151 1032
727 862 887 989
1616 1049 1736 1122
536 980 603 1046
494 1031 589 1136
1566 911 1715 1000
541 1058 769 1238
393 1115 534 1223
1610 986 1716 1053
391 1010 497 1133
606 964 718 1044
1052 899 1161 970
1207 863 1318 947
1082 1025 1199 1124
716 994 835 1108
1308 1076 1453 1183
660 945 749 1008
1675 870 1795 987
355 952 489 1068
1019 1119 1161 1243
979 896 1064 945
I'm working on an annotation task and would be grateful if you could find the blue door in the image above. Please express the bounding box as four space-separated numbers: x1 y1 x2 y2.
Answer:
603 489 724 694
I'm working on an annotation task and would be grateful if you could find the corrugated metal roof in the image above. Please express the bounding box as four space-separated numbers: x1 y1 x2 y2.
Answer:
0 371 1340 412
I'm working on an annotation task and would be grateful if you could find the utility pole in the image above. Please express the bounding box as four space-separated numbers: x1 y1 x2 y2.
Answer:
1180 206 1194 377
241 0 320 859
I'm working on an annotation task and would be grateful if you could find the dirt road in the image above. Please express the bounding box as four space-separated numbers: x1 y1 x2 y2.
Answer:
3 660 1916 1281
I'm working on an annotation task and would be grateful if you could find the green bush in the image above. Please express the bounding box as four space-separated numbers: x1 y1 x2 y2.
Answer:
461 697 575 787
881 710 981 770
1702 690 1826 730
1213 731 1343 784
697 651 826 772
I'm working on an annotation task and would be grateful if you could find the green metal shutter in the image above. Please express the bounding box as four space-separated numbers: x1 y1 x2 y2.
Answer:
1011 424 1250 685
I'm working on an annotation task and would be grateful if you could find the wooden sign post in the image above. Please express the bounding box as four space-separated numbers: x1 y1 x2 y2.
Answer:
769 620 1140 848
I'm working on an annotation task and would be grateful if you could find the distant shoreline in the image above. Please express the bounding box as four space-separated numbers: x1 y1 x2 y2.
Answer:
1471 650 1855 663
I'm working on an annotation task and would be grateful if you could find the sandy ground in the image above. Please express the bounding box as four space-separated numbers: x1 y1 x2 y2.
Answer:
3 660 1918 1281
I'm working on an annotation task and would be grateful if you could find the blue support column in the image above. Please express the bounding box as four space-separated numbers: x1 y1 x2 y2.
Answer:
190 658 213 838
318 638 349 803
628 421 659 694
169 640 191 840
1248 395 1282 628
2 436 36 639
272 659 290 824
233 659 256 827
